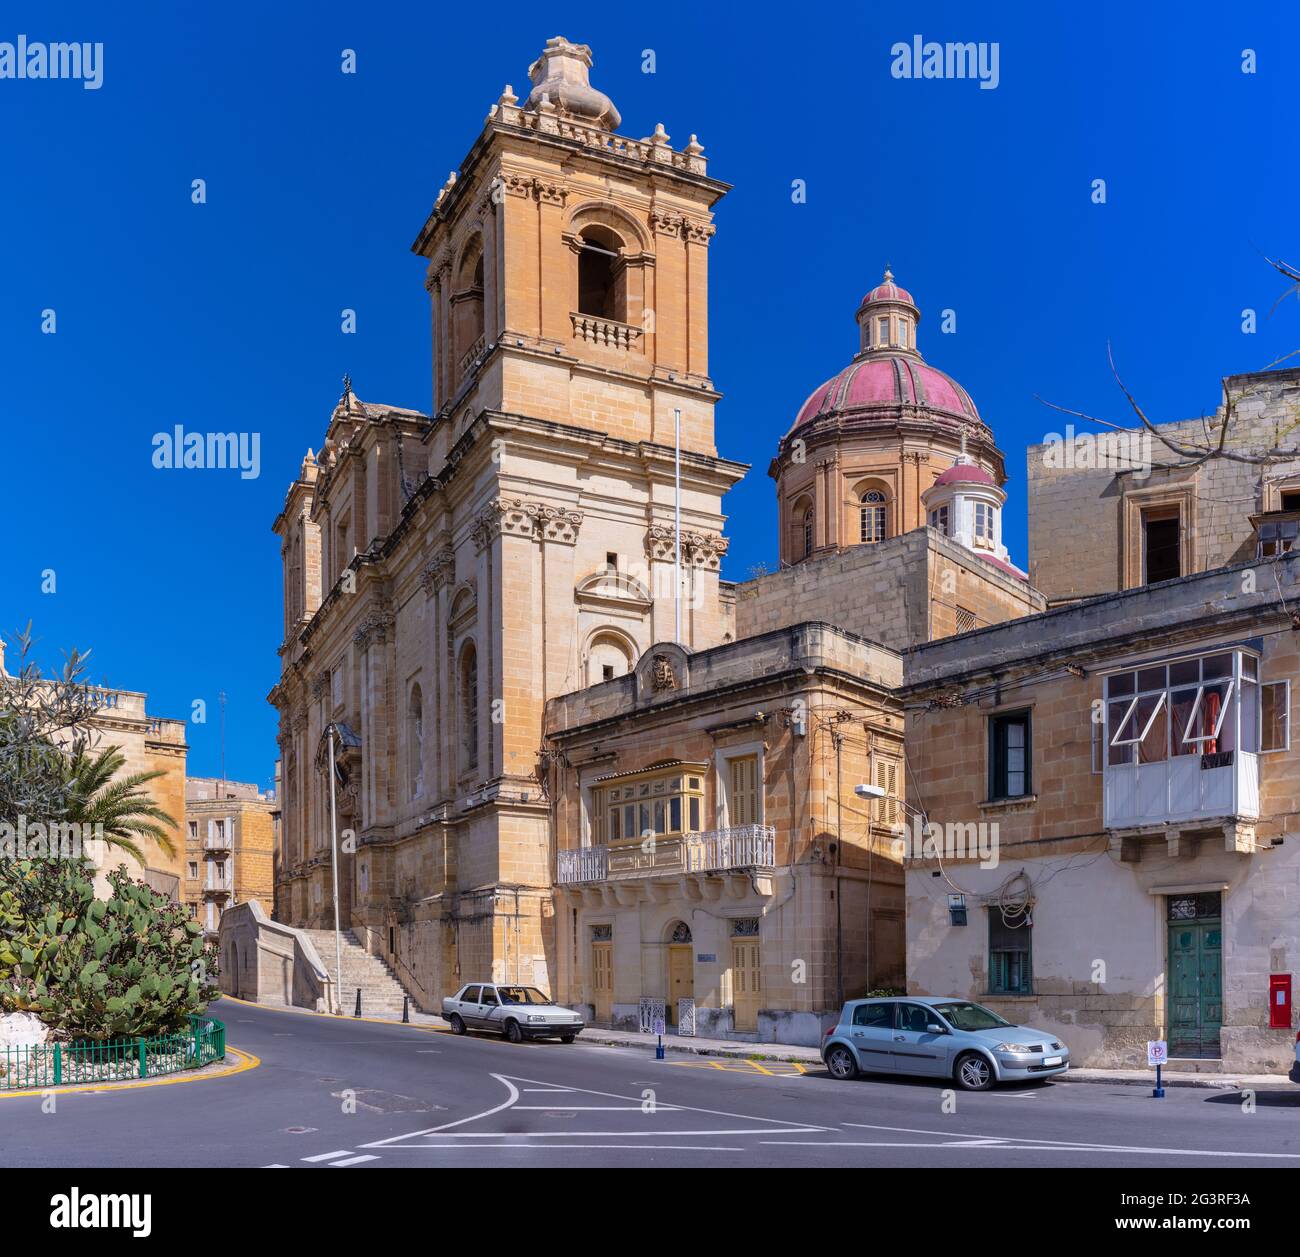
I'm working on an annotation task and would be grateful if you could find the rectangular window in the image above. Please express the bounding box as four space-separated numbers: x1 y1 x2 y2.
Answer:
929 506 949 536
727 755 759 826
1257 518 1299 558
188 821 198 839
973 502 994 547
989 712 1031 799
988 907 1032 995
872 757 899 826
1263 680 1291 752
954 606 975 634
1142 510 1181 583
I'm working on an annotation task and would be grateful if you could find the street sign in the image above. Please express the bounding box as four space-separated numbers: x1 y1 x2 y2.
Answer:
1147 1040 1168 1066
653 1018 665 1036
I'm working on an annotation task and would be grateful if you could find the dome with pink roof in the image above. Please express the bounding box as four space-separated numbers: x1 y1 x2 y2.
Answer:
791 356 981 433
860 269 916 308
932 461 996 488
785 267 985 438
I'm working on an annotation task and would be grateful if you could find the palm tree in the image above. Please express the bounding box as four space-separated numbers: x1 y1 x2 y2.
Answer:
56 745 177 865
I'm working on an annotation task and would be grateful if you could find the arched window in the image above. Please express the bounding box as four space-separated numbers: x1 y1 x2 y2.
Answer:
451 237 485 380
408 685 424 798
459 644 479 773
588 631 634 685
577 226 626 323
802 506 815 559
860 491 887 544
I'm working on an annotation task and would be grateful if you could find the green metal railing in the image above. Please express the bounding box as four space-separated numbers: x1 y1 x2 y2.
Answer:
0 1014 225 1090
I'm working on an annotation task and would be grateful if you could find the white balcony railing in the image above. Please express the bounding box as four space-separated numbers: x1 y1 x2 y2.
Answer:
556 824 776 885
685 825 776 872
1104 751 1259 829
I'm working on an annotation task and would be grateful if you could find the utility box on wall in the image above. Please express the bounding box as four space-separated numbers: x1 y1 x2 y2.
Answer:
1269 974 1292 1029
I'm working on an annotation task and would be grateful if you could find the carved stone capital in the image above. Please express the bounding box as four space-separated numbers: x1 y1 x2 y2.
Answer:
310 674 330 700
421 546 456 595
473 498 583 550
649 210 684 238
683 218 715 245
353 611 395 651
645 525 729 570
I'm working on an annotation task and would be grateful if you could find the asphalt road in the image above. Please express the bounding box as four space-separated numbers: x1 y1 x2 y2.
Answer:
5 996 1300 1169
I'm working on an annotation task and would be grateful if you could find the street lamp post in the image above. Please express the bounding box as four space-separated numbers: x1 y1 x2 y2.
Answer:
854 782 927 992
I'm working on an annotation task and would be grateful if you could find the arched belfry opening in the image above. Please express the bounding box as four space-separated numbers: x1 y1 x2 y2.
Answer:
577 225 626 323
451 237 486 379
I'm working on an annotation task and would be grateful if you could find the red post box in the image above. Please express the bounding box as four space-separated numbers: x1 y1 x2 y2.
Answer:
1270 974 1292 1029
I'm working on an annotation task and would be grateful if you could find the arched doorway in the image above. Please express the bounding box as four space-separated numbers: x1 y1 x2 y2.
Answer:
666 920 694 1026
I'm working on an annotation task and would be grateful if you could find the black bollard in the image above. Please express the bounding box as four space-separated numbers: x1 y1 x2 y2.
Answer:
354 986 362 1018
402 995 410 1023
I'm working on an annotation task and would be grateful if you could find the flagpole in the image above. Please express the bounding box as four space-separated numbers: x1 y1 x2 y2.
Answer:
674 407 682 645
327 725 344 1016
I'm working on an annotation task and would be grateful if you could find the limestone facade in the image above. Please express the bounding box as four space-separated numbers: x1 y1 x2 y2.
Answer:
1027 367 1300 602
544 624 907 1043
270 37 742 1007
79 688 188 900
901 550 1300 1071
183 777 278 938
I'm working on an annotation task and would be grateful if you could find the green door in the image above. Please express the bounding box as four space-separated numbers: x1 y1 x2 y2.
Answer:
1167 893 1223 1058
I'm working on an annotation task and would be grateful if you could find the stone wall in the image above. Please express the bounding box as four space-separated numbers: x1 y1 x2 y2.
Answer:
1027 367 1300 601
732 527 1044 651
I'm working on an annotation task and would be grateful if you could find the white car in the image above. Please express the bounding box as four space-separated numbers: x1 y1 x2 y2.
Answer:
441 983 584 1043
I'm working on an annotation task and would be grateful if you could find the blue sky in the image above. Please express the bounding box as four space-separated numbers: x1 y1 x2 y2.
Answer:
2 1 1296 786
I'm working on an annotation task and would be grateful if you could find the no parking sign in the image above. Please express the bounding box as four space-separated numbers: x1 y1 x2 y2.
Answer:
1147 1040 1168 1066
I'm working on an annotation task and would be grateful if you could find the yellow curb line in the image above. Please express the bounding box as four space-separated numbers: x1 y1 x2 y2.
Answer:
0 1045 260 1101
215 992 451 1036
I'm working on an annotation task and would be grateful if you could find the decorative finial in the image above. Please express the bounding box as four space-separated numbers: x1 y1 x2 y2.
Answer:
883 265 894 284
341 373 352 400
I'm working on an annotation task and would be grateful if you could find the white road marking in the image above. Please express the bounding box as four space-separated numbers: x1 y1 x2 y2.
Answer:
263 1163 290 1168
363 1071 832 1149
415 1143 746 1151
513 1104 680 1112
361 1076 522 1146
840 1121 1300 1161
329 1154 379 1166
301 1149 355 1162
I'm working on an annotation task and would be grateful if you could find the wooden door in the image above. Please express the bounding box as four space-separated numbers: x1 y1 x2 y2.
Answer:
731 939 761 1031
1168 917 1223 1057
668 945 694 1025
591 942 612 1023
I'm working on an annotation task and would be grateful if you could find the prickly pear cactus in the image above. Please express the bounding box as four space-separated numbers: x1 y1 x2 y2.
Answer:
0 860 218 1039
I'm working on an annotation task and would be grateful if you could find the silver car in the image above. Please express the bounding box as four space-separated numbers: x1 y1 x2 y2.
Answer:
441 983 584 1044
822 996 1070 1091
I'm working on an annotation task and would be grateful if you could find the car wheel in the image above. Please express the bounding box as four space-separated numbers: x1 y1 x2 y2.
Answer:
560 1034 576 1044
955 1052 994 1091
825 1044 859 1080
449 1014 466 1035
505 1019 524 1044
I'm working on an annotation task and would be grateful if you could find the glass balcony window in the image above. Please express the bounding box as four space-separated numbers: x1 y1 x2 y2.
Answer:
1103 648 1262 827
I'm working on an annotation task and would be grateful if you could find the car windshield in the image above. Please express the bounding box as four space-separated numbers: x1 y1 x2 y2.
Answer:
497 987 551 1006
930 1001 1013 1031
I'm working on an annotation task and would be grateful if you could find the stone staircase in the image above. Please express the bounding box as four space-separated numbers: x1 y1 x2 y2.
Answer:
300 929 412 1018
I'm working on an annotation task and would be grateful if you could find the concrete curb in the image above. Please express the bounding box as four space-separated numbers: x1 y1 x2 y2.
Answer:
580 1032 1294 1089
